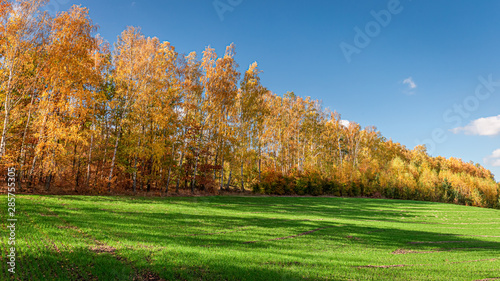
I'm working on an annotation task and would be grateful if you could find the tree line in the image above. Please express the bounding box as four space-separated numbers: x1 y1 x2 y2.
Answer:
1 1 498 207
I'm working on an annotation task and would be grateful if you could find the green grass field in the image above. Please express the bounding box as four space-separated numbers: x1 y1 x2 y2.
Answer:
1 195 499 281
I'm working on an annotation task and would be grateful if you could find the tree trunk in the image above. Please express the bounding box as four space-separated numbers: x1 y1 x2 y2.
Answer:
108 125 122 192
338 138 343 166
100 117 110 180
240 158 244 191
191 152 199 192
28 154 38 188
191 175 195 194
220 153 224 191
258 144 262 183
29 105 52 187
0 105 10 157
45 174 52 191
86 124 94 186
72 143 79 188
75 158 81 189
213 151 218 183
146 157 152 192
132 156 138 193
17 94 36 190
219 120 226 191
132 138 141 193
192 132 203 192
176 150 184 193
0 65 14 158
165 164 172 194
226 168 232 190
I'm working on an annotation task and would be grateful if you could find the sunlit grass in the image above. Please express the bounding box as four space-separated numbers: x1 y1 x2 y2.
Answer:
1 195 499 280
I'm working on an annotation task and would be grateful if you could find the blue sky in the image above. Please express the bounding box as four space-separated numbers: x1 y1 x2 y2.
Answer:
48 0 500 180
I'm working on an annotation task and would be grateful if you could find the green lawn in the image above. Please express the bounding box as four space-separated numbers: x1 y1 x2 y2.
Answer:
1 195 499 280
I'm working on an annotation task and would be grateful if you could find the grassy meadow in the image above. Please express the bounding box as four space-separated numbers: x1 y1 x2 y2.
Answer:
1 195 499 280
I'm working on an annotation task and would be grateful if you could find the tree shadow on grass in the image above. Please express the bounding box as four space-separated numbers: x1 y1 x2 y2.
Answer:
2 246 134 281
21 195 500 280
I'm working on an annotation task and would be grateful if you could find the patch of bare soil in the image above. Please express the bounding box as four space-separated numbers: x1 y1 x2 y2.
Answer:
367 229 385 234
358 264 412 268
265 261 302 267
133 271 166 281
36 204 164 279
172 227 249 237
39 212 59 217
449 258 497 264
366 219 443 225
89 242 165 279
346 235 362 241
448 223 498 225
474 278 500 281
48 239 62 254
440 234 500 238
99 208 116 212
243 226 335 244
240 204 279 207
90 245 117 254
269 217 325 222
356 258 498 269
392 249 421 254
408 241 473 244
392 247 494 254
56 225 78 229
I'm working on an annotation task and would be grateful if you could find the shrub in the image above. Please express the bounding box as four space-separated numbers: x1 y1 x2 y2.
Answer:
321 179 334 195
251 183 261 194
272 180 285 195
309 180 323 196
295 177 307 195
263 182 272 195
351 182 360 197
283 176 295 195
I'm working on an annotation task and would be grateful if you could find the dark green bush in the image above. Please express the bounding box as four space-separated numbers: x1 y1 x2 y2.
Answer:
295 178 307 195
252 183 261 194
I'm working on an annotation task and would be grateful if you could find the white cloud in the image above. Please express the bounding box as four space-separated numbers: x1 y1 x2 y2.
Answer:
403 77 417 89
340 120 350 127
484 149 500 167
451 115 500 136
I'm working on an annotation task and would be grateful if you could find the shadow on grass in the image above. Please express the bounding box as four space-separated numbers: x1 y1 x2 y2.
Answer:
17 195 500 281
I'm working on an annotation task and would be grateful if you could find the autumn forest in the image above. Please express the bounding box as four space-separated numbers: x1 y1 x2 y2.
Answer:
1 1 499 208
